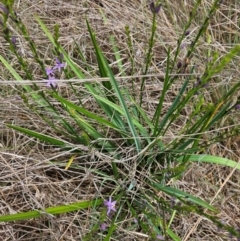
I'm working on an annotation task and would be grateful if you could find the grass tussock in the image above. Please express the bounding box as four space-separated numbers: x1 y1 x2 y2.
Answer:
0 0 240 240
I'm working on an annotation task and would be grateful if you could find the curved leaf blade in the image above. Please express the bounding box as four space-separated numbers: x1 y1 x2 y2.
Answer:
0 199 102 222
7 124 66 146
151 183 218 212
86 19 141 152
178 154 240 170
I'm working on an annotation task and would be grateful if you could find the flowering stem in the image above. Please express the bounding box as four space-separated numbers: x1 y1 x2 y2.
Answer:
139 8 157 109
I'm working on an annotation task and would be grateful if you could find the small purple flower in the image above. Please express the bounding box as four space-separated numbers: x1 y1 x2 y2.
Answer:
180 42 187 49
150 2 161 14
53 58 65 72
0 4 9 15
235 104 240 110
194 77 209 88
207 56 213 62
184 30 190 36
46 76 57 88
156 234 165 240
11 36 16 48
170 197 177 208
177 62 182 69
194 77 202 87
46 67 55 77
100 223 107 231
104 197 116 216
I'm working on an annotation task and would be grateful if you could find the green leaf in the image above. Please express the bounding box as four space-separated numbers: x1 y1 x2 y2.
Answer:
0 199 102 222
36 16 126 134
7 124 66 146
151 183 218 212
93 93 150 139
0 55 23 81
99 8 125 76
0 54 49 108
35 16 85 80
51 93 125 135
67 109 115 150
179 154 240 170
86 19 142 153
166 228 181 241
205 44 240 81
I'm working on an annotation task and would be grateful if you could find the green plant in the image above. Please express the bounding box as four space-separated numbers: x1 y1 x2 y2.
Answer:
0 0 240 240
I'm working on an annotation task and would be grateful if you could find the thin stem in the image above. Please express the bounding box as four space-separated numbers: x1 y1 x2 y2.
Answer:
139 12 157 109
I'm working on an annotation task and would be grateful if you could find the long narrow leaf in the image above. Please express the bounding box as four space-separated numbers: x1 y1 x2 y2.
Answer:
0 199 102 222
0 54 49 108
51 93 125 135
166 228 181 241
36 16 126 132
178 154 240 170
36 16 85 80
151 183 217 212
86 19 141 153
93 93 150 139
7 124 66 146
68 109 115 149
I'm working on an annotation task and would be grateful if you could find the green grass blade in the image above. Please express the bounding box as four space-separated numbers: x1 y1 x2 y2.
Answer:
35 16 85 80
36 16 126 133
51 93 125 134
87 19 141 152
0 54 49 107
166 228 181 241
0 55 24 81
153 48 171 135
109 35 126 76
157 77 190 136
7 124 66 146
86 19 112 93
131 97 154 131
86 18 126 131
68 109 102 140
73 38 92 72
93 94 149 139
178 154 240 170
0 199 102 222
152 183 217 212
99 8 125 76
202 44 240 83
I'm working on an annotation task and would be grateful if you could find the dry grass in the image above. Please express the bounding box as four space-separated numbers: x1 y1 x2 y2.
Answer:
0 0 240 240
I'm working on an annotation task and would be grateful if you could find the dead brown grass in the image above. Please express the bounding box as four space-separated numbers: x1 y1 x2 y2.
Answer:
0 0 240 240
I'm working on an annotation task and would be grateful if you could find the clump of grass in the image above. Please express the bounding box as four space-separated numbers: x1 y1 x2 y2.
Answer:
0 0 240 240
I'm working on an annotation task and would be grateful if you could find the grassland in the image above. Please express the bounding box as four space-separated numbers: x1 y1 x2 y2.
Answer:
0 1 239 240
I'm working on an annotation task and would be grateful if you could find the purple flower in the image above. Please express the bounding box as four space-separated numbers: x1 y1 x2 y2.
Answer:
207 56 213 62
104 197 116 216
194 77 209 88
156 234 165 240
100 223 107 231
0 4 9 15
235 104 240 110
170 197 177 208
180 42 187 49
177 62 182 69
150 2 161 14
46 76 57 88
11 36 16 48
45 67 55 77
53 58 65 72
